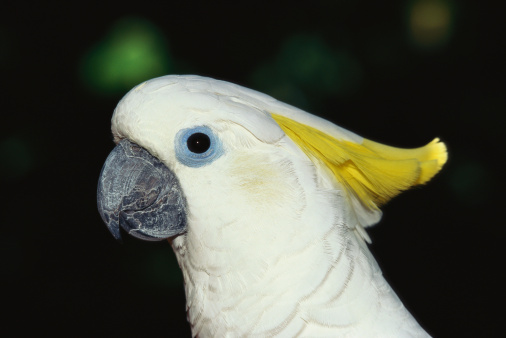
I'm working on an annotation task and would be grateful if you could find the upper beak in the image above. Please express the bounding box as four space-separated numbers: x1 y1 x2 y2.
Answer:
97 139 187 241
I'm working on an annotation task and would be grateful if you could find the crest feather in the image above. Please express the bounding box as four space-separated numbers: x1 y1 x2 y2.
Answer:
271 113 447 211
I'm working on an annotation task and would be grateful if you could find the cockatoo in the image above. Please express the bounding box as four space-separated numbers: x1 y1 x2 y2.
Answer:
97 75 446 337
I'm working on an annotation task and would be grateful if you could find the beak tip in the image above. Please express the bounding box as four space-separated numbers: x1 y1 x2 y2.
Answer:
98 207 122 241
105 216 123 241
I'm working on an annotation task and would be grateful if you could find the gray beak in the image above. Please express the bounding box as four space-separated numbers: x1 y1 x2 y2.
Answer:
97 139 187 241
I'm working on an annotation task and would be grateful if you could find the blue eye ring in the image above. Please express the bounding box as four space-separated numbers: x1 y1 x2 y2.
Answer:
175 126 224 167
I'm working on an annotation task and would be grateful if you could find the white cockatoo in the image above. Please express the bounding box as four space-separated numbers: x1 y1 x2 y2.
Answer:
97 75 446 337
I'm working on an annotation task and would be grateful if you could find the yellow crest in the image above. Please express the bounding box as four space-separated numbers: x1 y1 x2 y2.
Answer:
271 113 447 210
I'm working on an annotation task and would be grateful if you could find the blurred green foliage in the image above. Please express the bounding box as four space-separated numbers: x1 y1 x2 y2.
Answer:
0 136 34 179
80 17 172 95
250 34 362 110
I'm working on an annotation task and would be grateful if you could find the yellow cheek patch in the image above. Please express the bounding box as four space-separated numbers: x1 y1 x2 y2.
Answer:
228 152 300 211
271 113 447 210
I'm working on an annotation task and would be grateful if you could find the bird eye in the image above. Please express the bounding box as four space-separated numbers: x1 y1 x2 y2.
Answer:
187 133 211 154
175 126 223 167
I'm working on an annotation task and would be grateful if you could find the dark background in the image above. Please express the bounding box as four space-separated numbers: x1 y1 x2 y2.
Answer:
2 1 504 336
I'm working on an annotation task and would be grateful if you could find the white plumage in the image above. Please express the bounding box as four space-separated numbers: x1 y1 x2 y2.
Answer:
101 75 446 337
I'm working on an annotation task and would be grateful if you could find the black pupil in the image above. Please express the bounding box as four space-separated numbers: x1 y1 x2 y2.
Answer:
187 133 211 154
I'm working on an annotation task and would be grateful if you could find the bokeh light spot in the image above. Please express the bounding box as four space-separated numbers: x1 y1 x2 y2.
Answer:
80 17 172 95
408 0 454 49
